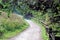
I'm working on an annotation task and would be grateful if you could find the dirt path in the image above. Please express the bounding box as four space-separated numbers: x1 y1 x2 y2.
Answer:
9 14 43 40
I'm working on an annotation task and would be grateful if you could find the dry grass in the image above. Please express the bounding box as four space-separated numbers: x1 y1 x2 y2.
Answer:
0 12 25 24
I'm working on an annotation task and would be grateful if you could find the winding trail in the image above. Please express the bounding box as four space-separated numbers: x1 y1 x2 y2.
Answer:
9 14 43 40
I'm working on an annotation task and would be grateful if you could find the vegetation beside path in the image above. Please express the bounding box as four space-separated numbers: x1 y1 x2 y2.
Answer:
0 12 29 40
32 19 49 40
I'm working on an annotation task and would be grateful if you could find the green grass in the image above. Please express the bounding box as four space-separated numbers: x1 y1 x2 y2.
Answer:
32 19 49 40
40 23 49 40
3 25 28 39
0 12 29 39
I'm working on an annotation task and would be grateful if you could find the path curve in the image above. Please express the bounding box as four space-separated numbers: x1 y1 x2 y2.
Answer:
9 14 43 40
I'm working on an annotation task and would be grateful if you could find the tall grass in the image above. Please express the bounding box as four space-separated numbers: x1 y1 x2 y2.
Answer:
0 12 29 39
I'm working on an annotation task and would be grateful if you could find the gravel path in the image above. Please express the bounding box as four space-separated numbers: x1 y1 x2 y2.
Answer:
9 19 43 40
